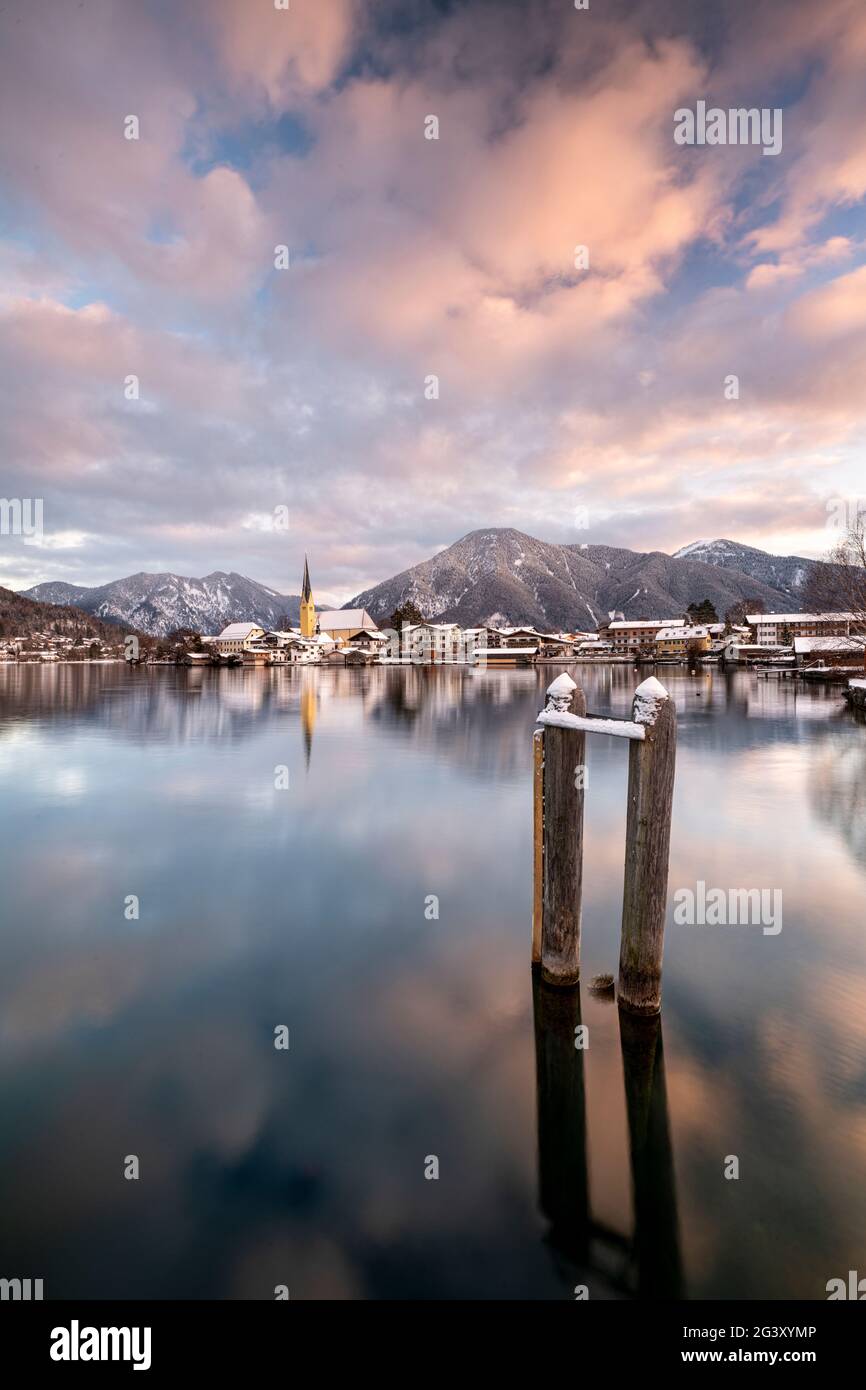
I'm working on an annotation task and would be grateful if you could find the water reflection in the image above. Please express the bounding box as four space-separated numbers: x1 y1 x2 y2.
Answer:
533 978 590 1267
810 731 866 866
0 663 864 1299
618 1009 682 1299
533 978 682 1299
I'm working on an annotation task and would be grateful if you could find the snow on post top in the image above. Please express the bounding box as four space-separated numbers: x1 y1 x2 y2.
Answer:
545 671 577 713
635 675 668 699
547 672 576 699
633 675 669 723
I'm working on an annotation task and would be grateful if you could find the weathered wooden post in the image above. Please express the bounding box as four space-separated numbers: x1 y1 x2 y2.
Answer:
531 726 545 966
535 673 586 986
618 677 677 1014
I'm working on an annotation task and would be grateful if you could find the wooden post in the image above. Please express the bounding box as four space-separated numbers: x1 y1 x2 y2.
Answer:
539 673 586 986
618 678 676 1014
531 728 544 965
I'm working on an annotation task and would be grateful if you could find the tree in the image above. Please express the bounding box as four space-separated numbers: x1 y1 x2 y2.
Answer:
387 599 425 632
685 637 705 668
804 512 866 624
687 598 719 624
724 598 763 630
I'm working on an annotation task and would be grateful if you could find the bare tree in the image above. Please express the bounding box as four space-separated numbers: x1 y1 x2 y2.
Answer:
804 513 866 629
724 597 764 629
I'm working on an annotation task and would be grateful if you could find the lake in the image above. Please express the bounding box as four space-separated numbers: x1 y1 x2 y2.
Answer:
0 661 864 1299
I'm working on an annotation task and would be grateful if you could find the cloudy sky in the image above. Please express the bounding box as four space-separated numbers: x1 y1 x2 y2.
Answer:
1 0 865 602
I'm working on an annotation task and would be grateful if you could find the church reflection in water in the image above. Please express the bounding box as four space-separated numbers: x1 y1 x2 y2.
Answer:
533 975 683 1299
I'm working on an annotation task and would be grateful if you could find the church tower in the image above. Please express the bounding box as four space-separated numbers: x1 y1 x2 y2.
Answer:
300 555 316 638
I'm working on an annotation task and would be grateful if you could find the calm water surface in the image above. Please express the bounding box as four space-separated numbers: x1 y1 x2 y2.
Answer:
0 662 864 1299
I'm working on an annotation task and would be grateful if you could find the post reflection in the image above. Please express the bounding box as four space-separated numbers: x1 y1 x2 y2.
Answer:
533 976 683 1299
532 974 590 1262
618 1008 683 1299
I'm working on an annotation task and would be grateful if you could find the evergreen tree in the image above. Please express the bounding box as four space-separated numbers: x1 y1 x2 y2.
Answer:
687 598 719 624
387 600 425 632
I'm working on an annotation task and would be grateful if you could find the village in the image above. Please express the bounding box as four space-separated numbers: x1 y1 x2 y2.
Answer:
3 556 866 692
194 606 866 682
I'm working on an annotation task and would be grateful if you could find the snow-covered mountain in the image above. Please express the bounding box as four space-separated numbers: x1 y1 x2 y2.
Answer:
672 539 813 602
21 531 824 639
23 571 301 637
349 529 815 630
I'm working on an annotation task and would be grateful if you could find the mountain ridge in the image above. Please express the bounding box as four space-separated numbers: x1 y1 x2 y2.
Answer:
19 531 825 637
347 529 818 630
23 571 301 638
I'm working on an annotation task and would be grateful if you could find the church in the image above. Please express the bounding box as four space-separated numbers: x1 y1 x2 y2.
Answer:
299 557 380 648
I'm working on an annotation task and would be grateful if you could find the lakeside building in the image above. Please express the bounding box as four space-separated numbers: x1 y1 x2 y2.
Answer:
725 642 790 665
317 608 379 646
746 612 857 644
474 646 538 668
602 618 686 653
349 628 390 653
793 635 866 669
214 622 266 656
266 629 333 653
655 625 712 657
241 642 272 665
484 625 574 656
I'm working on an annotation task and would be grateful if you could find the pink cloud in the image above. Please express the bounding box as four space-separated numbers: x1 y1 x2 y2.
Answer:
788 263 866 338
206 0 359 104
1 0 865 589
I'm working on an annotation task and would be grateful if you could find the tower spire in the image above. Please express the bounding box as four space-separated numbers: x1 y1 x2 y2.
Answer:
300 555 316 638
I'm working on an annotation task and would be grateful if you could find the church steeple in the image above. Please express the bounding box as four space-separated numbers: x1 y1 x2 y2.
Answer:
300 555 316 638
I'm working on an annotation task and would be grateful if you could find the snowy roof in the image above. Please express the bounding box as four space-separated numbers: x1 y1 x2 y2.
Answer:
495 626 571 641
793 636 866 653
607 618 685 631
217 622 264 639
747 612 853 624
317 609 377 631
